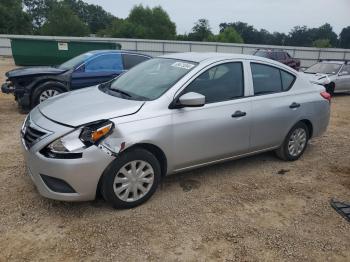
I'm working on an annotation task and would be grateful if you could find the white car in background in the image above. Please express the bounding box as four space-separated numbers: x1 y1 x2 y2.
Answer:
304 60 350 94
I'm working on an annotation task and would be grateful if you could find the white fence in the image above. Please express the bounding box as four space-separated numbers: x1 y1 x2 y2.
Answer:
1 34 350 68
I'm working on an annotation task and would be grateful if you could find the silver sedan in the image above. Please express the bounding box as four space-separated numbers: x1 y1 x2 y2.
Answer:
304 60 350 94
21 52 331 208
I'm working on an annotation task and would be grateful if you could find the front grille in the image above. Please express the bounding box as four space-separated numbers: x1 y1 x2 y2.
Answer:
23 125 46 149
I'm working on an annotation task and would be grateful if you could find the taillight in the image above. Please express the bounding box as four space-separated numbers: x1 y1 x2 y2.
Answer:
320 91 331 102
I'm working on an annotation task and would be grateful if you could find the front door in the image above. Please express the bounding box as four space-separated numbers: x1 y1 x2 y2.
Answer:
336 65 350 92
171 62 252 171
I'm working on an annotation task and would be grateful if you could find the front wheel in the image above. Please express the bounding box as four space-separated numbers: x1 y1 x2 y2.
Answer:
32 83 65 106
275 122 309 161
101 148 161 209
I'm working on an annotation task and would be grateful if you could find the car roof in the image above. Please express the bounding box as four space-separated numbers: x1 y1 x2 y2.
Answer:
87 50 151 57
160 52 277 64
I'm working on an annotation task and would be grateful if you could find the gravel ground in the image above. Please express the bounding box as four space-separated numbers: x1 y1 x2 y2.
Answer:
0 58 349 262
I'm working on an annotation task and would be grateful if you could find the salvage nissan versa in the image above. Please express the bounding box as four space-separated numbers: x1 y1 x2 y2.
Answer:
21 52 331 208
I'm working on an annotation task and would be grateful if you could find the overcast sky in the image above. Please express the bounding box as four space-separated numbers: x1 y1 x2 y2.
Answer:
84 0 349 34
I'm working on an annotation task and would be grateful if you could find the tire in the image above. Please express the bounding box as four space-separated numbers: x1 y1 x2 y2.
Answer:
101 148 161 209
275 122 309 161
32 82 65 107
326 83 335 96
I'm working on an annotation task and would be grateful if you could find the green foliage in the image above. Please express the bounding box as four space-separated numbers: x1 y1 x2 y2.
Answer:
219 22 287 46
99 5 176 40
339 26 350 49
311 23 338 47
2 1 350 49
62 0 114 34
215 27 244 43
313 39 332 48
287 26 313 46
220 22 260 44
40 2 89 36
23 0 55 32
0 0 32 34
187 19 213 41
286 24 338 47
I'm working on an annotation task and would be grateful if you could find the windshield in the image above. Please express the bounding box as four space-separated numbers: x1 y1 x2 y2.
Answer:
58 52 94 70
305 62 342 75
109 58 197 100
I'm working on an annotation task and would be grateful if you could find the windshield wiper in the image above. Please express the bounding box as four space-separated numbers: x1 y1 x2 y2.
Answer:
103 83 150 101
110 88 132 98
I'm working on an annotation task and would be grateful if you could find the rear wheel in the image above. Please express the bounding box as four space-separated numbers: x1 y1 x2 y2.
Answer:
276 122 309 161
101 148 161 209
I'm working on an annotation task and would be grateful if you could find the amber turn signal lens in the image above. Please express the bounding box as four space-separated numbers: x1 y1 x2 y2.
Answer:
91 123 113 142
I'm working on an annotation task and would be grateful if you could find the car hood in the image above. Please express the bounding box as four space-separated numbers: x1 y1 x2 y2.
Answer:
302 72 332 85
6 66 66 78
38 86 145 127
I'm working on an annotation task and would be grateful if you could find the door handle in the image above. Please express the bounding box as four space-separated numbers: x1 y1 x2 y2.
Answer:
232 110 247 118
289 102 300 109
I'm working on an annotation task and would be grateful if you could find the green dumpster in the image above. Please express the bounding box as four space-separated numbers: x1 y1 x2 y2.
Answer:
11 38 121 66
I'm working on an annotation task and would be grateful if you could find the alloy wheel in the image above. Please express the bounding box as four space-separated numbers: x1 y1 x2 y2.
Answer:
39 89 61 103
287 128 307 157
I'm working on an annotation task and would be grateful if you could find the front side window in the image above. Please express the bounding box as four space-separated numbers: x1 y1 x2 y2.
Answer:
340 65 350 75
85 54 123 72
185 62 244 103
123 54 149 70
109 58 197 100
59 52 94 70
251 63 295 95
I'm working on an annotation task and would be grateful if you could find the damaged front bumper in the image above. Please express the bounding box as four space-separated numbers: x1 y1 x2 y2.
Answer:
1 81 14 94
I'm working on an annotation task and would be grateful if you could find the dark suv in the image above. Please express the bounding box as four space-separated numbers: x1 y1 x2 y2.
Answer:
253 49 301 71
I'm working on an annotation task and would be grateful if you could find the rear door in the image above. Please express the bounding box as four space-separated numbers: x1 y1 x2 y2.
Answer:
70 53 124 89
248 62 300 151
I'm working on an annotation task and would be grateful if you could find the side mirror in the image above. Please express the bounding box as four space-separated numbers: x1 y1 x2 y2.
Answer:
339 71 348 76
178 92 205 107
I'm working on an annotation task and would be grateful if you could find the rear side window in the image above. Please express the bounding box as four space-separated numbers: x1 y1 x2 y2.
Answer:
281 70 295 90
85 53 122 72
122 54 149 70
251 63 295 95
185 62 244 103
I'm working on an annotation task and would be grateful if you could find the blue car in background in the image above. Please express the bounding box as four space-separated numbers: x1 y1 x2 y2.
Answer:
1 50 151 111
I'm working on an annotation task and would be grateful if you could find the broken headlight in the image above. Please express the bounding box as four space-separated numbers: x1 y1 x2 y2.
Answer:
42 120 114 158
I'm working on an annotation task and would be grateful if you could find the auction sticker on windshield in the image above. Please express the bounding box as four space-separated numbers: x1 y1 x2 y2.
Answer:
171 62 195 70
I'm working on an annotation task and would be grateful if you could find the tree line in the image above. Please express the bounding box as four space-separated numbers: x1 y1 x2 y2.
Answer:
1 0 349 49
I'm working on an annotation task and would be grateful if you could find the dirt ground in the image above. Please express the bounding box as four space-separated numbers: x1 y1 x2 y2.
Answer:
0 57 349 262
